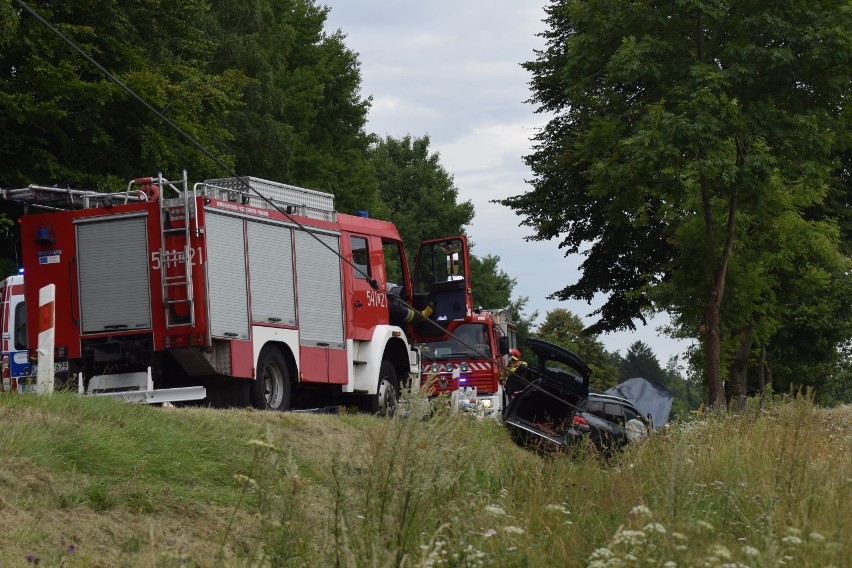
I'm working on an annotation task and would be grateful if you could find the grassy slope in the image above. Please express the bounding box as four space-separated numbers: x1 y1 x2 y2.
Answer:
0 393 849 567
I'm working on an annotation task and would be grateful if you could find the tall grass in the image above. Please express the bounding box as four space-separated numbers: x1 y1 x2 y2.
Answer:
0 392 848 567
235 395 850 567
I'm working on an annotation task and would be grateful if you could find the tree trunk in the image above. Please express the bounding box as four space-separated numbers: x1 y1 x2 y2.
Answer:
705 294 725 407
758 347 765 404
703 190 738 409
727 326 753 410
766 359 773 397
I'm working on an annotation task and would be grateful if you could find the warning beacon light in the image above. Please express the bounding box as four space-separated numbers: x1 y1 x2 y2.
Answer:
34 224 56 245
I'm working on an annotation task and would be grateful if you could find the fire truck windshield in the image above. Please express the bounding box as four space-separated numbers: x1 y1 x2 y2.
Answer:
420 322 491 360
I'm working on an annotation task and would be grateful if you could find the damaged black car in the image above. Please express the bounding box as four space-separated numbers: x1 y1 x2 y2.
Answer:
502 338 671 455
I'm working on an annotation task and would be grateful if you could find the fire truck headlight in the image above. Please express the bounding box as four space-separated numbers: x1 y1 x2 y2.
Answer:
442 363 454 372
430 363 440 373
460 362 469 372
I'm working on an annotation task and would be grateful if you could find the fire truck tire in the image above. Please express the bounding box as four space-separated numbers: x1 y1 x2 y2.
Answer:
251 348 291 411
370 361 399 417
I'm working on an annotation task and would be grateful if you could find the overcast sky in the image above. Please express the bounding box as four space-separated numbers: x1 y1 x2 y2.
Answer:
323 1 693 364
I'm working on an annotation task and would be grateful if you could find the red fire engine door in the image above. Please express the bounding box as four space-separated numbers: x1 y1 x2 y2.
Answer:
348 235 385 340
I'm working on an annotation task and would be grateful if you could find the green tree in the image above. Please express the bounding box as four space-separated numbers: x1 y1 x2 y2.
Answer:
368 134 474 254
764 269 852 404
619 341 667 384
501 0 852 407
207 0 377 213
367 133 534 341
470 254 514 310
0 1 15 48
0 0 245 189
663 355 704 419
535 308 619 389
507 296 538 362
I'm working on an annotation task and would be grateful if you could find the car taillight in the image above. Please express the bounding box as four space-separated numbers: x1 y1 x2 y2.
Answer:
573 415 589 427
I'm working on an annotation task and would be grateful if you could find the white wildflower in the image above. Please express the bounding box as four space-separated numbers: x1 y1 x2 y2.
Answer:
503 526 525 535
663 562 677 568
630 504 653 518
483 529 496 538
708 544 732 560
484 505 506 516
588 548 614 561
422 539 446 568
644 522 667 535
742 545 760 557
545 504 570 514
696 520 715 532
781 536 802 546
672 532 688 542
613 530 647 547
809 532 826 542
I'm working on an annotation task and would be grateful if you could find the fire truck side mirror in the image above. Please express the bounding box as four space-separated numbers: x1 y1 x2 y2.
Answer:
498 335 510 355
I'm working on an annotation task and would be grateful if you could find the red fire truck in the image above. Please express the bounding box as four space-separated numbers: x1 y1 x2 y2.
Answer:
414 307 517 416
404 236 519 414
5 173 473 412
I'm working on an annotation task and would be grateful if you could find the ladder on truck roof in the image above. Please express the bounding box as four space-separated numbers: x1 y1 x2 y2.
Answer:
150 173 197 329
0 174 197 330
201 176 337 222
0 184 149 211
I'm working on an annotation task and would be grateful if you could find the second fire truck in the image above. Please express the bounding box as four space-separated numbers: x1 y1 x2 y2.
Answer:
415 307 517 415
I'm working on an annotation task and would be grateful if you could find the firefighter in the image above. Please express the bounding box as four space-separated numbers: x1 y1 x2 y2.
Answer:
387 287 434 327
499 348 525 385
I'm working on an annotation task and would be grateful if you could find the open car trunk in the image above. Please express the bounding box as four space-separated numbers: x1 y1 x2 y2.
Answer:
502 338 591 450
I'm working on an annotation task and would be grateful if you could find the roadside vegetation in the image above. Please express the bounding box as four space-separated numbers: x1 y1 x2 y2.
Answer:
1 392 848 567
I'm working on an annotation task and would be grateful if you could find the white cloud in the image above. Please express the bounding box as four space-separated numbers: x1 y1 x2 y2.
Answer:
438 121 538 173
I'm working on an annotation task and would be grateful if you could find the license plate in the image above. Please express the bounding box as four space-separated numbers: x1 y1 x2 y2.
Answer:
54 361 69 373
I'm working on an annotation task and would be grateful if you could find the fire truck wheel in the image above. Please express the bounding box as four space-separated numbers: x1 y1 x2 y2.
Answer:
372 361 399 417
252 348 291 411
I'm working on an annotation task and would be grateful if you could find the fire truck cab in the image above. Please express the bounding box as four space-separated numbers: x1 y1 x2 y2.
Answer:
409 236 518 415
415 308 517 415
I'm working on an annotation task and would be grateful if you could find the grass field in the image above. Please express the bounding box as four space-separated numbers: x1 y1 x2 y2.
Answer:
0 392 848 567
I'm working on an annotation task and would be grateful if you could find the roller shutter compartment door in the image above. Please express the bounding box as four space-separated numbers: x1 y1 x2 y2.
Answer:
205 212 250 339
295 231 344 345
247 221 296 325
77 216 151 334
